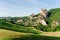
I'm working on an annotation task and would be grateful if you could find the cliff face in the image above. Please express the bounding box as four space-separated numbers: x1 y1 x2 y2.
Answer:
40 8 48 18
28 8 48 26
38 8 48 25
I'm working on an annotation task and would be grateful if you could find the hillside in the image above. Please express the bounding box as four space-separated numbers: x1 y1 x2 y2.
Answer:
0 8 60 32
48 8 60 25
0 29 60 40
0 29 22 40
0 29 40 40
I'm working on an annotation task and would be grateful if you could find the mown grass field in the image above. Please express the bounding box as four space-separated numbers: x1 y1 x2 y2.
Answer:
0 29 35 40
0 29 60 40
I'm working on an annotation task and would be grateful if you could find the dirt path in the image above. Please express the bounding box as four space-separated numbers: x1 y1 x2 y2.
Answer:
41 32 60 37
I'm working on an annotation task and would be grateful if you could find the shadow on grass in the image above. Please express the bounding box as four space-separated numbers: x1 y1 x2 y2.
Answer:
11 35 60 40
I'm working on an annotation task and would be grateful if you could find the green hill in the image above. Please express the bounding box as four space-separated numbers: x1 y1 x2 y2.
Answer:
48 8 60 24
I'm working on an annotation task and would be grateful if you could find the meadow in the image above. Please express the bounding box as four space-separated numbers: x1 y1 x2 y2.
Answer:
0 29 60 40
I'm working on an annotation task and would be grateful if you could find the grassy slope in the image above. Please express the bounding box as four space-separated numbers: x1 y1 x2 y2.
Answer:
0 21 41 34
48 8 60 23
0 29 60 40
0 29 36 40
0 29 23 40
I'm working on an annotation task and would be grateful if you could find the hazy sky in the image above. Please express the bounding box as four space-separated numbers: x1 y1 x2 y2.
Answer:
0 0 60 17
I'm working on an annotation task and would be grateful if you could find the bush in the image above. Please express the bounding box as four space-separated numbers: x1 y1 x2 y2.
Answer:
42 26 56 32
55 25 60 31
37 24 56 32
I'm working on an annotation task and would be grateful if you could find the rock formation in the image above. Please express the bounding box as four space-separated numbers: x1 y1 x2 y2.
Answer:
51 20 60 26
40 8 48 18
28 8 48 26
17 19 23 23
37 8 48 25
29 13 36 20
17 8 49 26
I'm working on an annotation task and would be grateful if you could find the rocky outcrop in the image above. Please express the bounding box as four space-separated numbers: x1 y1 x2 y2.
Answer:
40 8 48 18
28 8 48 26
17 8 49 26
37 8 48 25
51 20 60 26
29 13 36 20
17 19 23 23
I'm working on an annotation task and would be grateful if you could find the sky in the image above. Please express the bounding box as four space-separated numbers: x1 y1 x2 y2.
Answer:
0 0 60 17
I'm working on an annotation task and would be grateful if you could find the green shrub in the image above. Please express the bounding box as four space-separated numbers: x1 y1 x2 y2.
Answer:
42 26 55 32
55 25 60 31
37 24 56 32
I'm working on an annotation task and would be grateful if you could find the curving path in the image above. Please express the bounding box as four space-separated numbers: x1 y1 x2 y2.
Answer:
41 32 60 37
